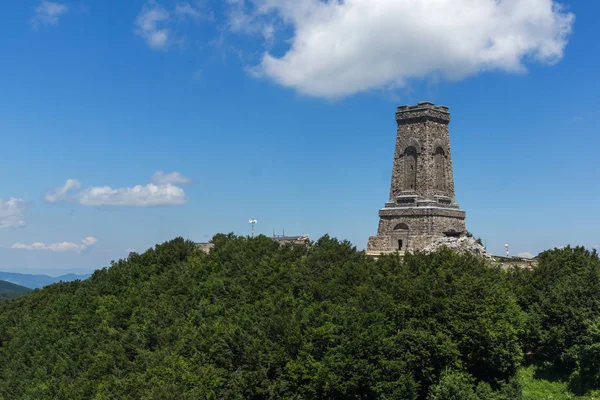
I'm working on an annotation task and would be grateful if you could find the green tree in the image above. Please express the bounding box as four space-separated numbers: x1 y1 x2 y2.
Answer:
0 235 526 399
508 246 600 394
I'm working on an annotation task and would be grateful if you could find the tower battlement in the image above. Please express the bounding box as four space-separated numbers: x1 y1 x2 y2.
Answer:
368 103 466 254
396 102 451 125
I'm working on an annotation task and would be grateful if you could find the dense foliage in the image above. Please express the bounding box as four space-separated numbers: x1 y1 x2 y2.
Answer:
0 279 31 301
507 246 600 395
0 235 523 399
0 236 598 399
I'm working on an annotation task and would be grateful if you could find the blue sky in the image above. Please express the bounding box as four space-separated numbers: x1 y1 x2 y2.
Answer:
0 0 598 275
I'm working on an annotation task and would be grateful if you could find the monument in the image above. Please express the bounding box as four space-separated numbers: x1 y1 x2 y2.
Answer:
367 102 467 254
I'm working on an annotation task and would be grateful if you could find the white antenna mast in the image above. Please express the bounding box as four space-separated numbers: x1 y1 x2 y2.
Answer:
249 218 257 237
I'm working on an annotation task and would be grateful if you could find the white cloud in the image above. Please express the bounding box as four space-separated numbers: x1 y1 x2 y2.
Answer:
45 171 190 207
233 0 574 98
227 0 259 33
151 171 192 185
0 198 26 229
30 1 68 30
77 184 187 206
226 0 276 45
175 3 204 20
517 252 535 259
136 1 211 50
44 178 81 203
12 236 97 253
135 1 171 50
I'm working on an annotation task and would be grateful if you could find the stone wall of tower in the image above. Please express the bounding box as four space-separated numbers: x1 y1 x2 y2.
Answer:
367 102 467 254
371 211 467 252
389 105 457 203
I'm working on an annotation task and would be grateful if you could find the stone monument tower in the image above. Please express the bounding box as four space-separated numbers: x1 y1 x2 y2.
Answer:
367 102 466 254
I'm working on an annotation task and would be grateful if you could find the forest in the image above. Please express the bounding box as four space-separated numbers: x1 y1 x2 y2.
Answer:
0 234 599 399
0 280 31 301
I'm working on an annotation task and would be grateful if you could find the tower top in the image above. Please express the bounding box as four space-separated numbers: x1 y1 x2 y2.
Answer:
396 102 450 125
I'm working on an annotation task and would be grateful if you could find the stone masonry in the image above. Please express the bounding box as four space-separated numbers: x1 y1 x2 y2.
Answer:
367 102 467 254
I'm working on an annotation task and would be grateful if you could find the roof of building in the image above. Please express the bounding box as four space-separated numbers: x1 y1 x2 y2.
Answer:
272 235 309 242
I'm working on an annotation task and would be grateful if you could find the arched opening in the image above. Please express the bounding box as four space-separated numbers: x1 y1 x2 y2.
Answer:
393 223 409 251
434 147 446 191
404 146 417 191
394 223 409 231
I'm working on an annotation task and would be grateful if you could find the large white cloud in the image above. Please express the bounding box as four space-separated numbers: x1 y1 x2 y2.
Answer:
12 237 97 253
0 198 26 229
30 1 68 30
239 0 574 98
45 171 191 207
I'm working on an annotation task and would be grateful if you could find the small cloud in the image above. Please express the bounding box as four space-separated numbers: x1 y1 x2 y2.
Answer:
45 171 190 207
226 0 257 34
225 0 274 47
150 171 191 185
175 3 206 21
135 1 211 50
572 115 584 122
12 236 97 253
516 252 535 259
0 198 26 229
44 178 81 203
30 1 68 30
135 1 171 50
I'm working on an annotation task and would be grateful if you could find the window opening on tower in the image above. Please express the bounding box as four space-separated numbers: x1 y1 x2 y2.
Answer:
405 146 417 191
434 147 446 191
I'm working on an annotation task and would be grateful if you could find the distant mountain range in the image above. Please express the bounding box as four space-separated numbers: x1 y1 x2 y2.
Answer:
0 271 90 290
0 280 31 301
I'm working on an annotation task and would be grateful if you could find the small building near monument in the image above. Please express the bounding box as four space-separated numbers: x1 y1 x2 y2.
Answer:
196 234 310 254
272 235 310 246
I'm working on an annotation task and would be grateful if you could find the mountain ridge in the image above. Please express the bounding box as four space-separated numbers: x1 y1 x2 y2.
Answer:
0 271 90 289
0 280 31 301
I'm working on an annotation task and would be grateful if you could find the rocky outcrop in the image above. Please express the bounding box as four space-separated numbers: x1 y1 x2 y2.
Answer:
421 236 494 260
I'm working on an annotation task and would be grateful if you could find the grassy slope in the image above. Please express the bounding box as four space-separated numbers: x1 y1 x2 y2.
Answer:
520 367 600 400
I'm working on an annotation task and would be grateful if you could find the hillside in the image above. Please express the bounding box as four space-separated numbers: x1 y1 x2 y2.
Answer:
0 280 31 301
0 235 598 399
0 271 90 289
